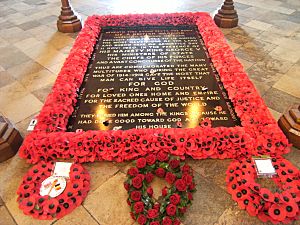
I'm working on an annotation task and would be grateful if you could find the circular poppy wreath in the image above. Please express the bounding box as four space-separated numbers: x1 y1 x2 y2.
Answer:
226 156 300 224
17 161 90 220
124 152 196 225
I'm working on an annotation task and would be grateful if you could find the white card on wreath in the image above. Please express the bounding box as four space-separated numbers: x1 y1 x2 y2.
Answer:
52 162 72 178
254 159 276 174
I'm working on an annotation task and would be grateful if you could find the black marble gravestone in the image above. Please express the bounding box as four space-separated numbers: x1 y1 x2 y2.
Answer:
67 25 240 131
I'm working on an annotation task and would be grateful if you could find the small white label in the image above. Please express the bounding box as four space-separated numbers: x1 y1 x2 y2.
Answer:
52 162 72 178
254 159 276 174
27 119 37 131
40 176 66 198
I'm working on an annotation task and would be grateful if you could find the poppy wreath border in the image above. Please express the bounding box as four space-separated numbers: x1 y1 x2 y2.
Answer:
19 12 289 164
124 152 196 225
17 161 90 220
226 156 300 224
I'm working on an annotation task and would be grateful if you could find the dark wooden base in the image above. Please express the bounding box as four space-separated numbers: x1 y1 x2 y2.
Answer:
214 0 238 28
278 105 300 149
57 4 82 33
0 116 23 162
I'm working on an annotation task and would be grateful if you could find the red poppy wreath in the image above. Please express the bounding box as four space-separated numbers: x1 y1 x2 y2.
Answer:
17 161 90 220
124 152 196 225
226 156 300 224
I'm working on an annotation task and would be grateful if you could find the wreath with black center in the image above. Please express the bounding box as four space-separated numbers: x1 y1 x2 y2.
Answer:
226 156 300 224
124 152 196 225
17 161 90 219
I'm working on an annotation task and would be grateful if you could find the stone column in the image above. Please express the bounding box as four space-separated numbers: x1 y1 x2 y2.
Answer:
214 0 238 28
57 0 82 33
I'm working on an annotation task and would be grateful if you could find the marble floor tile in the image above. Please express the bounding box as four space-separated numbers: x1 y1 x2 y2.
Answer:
27 25 56 40
234 46 268 62
35 51 67 68
0 37 9 48
21 42 55 59
83 172 132 225
237 58 254 70
231 25 262 37
9 2 34 11
244 20 273 31
0 156 31 203
0 71 15 88
246 57 293 85
270 5 296 14
187 159 231 191
0 21 15 30
265 20 300 36
270 45 300 63
0 81 29 106
19 69 56 92
13 37 44 52
54 206 99 225
256 11 290 25
47 60 65 75
1 93 43 123
15 114 36 137
271 37 300 51
273 74 300 98
226 40 241 51
83 162 119 192
47 33 75 50
214 206 270 225
268 107 282 121
239 7 271 18
0 206 16 225
250 77 273 94
5 197 56 225
32 84 53 103
234 2 252 10
0 7 17 18
182 173 233 225
263 87 300 113
17 20 41 31
284 147 300 167
7 60 44 81
0 46 32 70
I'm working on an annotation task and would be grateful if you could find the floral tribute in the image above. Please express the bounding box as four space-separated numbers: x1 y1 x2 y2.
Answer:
124 152 196 225
19 12 290 164
17 161 90 219
226 157 300 224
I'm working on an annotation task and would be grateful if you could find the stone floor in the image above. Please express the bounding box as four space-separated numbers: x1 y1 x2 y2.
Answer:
0 0 300 224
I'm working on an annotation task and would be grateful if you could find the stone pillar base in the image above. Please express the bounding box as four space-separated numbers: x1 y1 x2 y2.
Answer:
0 116 23 162
57 1 82 33
214 0 238 28
278 105 300 149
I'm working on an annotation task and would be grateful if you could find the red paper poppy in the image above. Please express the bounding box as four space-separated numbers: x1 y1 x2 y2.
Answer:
269 204 287 221
260 188 275 202
19 195 36 213
44 198 59 214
